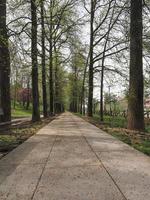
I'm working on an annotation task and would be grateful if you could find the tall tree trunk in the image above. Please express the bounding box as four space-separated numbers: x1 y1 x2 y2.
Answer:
80 53 89 115
54 42 59 113
13 69 18 109
88 0 95 117
41 0 48 118
74 64 78 113
49 0 54 115
100 57 104 122
31 0 40 122
26 77 30 110
0 0 11 122
127 0 144 130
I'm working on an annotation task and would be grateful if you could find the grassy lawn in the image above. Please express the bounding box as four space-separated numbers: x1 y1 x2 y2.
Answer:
0 135 18 153
76 113 127 128
93 114 127 128
11 105 32 118
75 113 150 156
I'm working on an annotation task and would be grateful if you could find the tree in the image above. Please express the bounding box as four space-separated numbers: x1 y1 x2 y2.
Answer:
68 37 86 113
84 0 128 117
31 0 40 121
0 0 11 122
88 0 95 117
80 53 89 115
40 0 48 117
49 0 54 115
127 0 145 130
100 2 115 122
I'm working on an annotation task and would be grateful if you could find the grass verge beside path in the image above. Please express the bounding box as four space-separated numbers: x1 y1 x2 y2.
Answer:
12 107 32 118
0 116 57 159
75 113 150 156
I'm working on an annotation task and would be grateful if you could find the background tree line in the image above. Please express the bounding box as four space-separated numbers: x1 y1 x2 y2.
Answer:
0 0 150 131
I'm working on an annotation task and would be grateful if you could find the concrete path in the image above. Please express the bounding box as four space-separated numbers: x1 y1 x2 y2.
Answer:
0 113 150 200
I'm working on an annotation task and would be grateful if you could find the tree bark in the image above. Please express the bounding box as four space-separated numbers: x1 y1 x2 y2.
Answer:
80 53 89 115
88 0 95 117
41 0 48 118
13 69 18 109
0 0 11 122
31 0 40 122
54 42 60 113
49 0 54 115
26 77 30 110
127 0 144 130
73 62 78 113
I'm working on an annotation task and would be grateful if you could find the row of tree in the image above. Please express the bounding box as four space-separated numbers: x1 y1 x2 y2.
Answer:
0 0 149 131
67 0 146 131
0 0 77 122
83 0 146 131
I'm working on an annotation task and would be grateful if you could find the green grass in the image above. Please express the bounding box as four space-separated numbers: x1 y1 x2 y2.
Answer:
75 113 127 128
0 135 16 144
133 140 150 156
104 115 127 128
0 135 18 152
92 114 127 128
76 113 150 132
74 113 82 117
145 124 150 133
12 105 32 118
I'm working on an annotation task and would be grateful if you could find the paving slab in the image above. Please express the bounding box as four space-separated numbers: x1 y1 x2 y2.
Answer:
32 165 125 200
75 115 150 200
0 164 44 200
47 147 99 167
85 135 131 152
0 135 55 165
96 150 150 200
52 136 91 153
0 112 150 200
